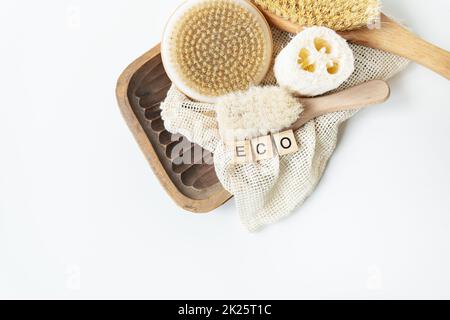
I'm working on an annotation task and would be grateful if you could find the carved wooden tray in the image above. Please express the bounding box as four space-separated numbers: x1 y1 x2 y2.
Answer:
116 45 231 213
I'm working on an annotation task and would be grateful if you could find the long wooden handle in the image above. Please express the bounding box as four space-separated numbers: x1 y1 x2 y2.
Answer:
290 80 390 130
340 14 450 80
259 9 450 80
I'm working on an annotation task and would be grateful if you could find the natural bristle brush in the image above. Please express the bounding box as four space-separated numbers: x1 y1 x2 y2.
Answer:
254 0 381 32
161 0 273 103
216 80 390 143
253 0 450 80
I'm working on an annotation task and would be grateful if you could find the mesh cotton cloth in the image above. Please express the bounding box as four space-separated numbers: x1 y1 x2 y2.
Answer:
161 27 409 231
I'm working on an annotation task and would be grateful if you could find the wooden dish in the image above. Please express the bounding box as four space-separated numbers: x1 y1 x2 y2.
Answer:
116 45 232 213
116 46 390 213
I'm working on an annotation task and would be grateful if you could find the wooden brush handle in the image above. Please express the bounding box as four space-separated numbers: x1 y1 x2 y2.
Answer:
259 9 450 80
340 14 450 80
259 9 302 33
290 80 390 130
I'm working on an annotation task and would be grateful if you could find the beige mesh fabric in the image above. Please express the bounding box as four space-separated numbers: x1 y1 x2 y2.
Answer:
161 26 409 231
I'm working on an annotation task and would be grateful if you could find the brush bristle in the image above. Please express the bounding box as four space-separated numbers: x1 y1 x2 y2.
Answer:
216 86 303 141
164 0 272 102
253 0 380 31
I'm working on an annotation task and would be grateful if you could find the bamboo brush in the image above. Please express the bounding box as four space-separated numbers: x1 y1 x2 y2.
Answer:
253 0 450 80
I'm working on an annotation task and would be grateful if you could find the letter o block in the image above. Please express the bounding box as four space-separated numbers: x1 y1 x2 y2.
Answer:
273 130 299 156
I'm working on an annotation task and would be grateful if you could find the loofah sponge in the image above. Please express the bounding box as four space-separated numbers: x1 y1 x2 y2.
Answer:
253 0 380 31
216 86 303 141
274 26 355 96
162 0 273 103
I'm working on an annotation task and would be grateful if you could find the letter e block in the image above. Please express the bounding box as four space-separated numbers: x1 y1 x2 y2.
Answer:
273 130 299 156
232 140 253 164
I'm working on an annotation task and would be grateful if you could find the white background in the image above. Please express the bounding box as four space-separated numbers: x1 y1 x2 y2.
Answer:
0 0 449 300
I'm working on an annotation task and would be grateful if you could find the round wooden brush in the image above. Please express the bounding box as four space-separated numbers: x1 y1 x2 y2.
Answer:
162 0 273 103
253 0 450 80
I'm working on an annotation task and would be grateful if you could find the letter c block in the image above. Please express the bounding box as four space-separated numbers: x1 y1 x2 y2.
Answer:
251 135 274 161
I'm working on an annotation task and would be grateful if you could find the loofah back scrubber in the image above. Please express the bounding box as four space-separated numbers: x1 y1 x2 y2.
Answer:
162 0 273 103
275 26 355 96
253 0 380 31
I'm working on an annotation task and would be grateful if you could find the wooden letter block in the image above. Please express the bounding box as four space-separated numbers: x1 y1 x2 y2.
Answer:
273 130 299 156
251 135 274 161
232 140 253 164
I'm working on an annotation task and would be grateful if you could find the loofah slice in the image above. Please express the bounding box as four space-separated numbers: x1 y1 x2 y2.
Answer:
274 26 355 97
216 86 303 141
162 0 273 103
253 0 380 32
